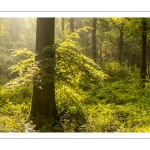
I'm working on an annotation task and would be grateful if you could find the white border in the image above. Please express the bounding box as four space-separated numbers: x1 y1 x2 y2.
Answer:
1 0 150 12
0 11 150 18
0 133 150 138
0 0 150 149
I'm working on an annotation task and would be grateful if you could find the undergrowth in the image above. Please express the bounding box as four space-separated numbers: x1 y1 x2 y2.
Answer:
1 70 150 132
0 33 150 132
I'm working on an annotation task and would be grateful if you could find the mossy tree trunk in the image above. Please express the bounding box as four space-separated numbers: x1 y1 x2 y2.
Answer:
140 18 147 87
92 18 97 63
30 18 58 119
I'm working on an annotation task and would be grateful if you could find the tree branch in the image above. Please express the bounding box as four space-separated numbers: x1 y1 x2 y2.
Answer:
109 39 118 45
123 41 131 45
123 32 134 40
109 18 121 30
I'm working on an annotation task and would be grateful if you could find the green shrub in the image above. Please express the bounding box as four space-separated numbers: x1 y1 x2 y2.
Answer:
0 75 9 85
103 61 132 81
0 84 32 104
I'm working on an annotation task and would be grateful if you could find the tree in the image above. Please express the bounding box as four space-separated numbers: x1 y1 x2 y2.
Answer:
147 40 150 78
30 18 58 119
118 24 124 64
9 18 23 42
19 18 36 51
92 18 97 63
101 18 135 65
61 18 64 32
140 18 147 87
70 18 74 32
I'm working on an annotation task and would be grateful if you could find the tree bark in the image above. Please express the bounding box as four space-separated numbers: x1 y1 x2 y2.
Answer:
70 18 74 32
30 18 58 119
147 41 150 78
140 18 147 87
92 18 97 63
61 18 64 32
99 44 102 67
118 28 123 65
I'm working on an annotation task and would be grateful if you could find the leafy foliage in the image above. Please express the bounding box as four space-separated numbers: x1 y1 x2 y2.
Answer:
103 61 137 81
1 18 150 132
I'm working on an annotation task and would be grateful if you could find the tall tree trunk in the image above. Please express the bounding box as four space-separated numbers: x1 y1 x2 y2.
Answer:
118 28 123 65
61 18 64 32
92 18 97 63
147 41 150 78
30 18 58 119
140 18 147 87
99 44 102 67
70 18 74 32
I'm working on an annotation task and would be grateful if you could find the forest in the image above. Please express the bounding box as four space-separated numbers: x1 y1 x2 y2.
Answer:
0 17 150 132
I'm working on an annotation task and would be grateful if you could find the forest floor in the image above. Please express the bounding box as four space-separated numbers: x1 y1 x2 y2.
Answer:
1 75 150 132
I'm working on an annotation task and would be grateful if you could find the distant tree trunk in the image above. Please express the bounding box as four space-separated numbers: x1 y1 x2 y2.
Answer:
9 18 23 41
92 18 97 63
61 18 64 32
118 28 123 65
140 18 147 87
30 18 58 119
75 18 83 29
147 41 150 78
99 44 102 67
70 18 74 32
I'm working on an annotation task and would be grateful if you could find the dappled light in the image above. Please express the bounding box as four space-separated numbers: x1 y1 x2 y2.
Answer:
0 18 150 132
